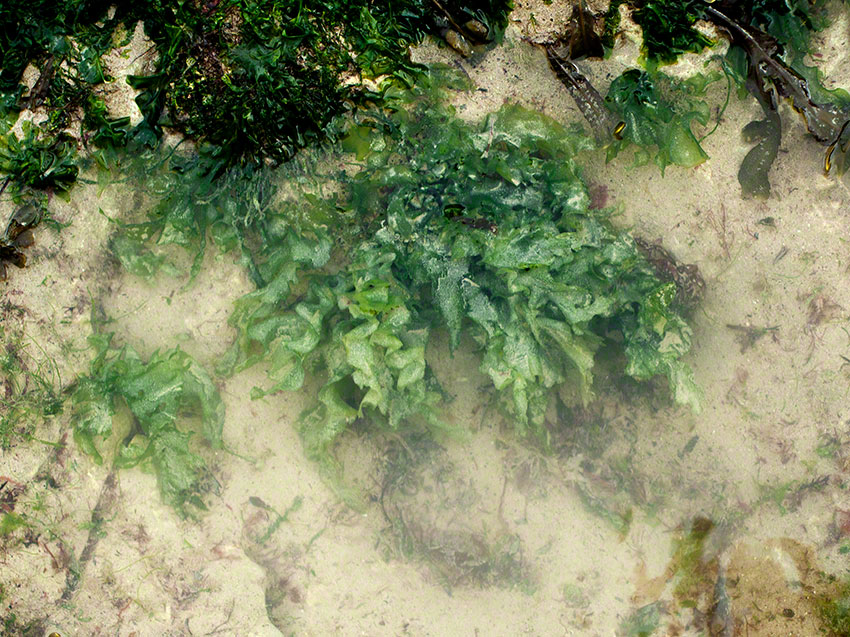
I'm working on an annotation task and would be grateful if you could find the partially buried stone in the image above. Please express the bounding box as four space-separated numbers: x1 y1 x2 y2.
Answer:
445 29 474 57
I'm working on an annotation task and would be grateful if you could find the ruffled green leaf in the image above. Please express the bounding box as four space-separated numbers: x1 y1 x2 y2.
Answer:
71 336 225 516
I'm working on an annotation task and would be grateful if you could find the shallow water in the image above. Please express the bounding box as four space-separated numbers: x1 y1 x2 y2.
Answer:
2 6 850 637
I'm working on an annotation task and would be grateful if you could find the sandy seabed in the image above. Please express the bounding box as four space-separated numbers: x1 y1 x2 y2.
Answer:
3 2 850 636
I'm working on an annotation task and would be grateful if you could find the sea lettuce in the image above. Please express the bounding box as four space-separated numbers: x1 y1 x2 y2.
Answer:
71 332 225 516
605 69 717 172
220 77 700 468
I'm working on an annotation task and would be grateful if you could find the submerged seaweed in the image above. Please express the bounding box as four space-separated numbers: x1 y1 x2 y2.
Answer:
203 74 701 496
76 70 701 505
604 68 718 172
17 0 850 520
71 328 224 517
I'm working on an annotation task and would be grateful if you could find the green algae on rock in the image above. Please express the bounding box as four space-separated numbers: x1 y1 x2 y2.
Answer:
1 0 513 170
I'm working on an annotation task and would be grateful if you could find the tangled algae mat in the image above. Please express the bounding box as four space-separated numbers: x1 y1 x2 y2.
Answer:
3 3 850 636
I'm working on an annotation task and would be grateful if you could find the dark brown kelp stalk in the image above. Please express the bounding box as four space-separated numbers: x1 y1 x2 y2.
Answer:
543 1 617 145
545 45 618 144
704 6 850 193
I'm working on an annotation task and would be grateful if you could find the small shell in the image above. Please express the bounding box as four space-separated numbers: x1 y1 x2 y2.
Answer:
463 19 489 41
445 30 474 58
613 121 626 140
12 204 39 227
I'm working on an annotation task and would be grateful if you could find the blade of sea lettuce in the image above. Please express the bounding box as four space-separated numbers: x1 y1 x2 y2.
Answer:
71 331 225 517
221 72 701 473
605 69 718 172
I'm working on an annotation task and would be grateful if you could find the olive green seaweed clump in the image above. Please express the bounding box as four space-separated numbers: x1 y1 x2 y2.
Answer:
212 75 700 490
0 311 63 449
817 576 850 636
71 331 225 517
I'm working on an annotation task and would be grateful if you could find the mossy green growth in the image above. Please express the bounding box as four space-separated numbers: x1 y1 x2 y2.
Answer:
0 610 41 637
0 314 64 449
817 576 850 636
0 512 27 536
669 516 714 603
618 601 661 636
